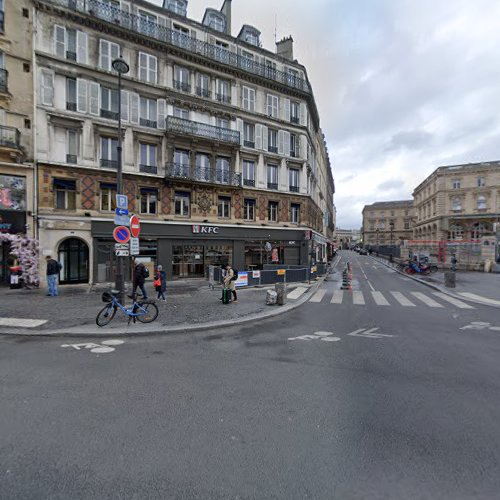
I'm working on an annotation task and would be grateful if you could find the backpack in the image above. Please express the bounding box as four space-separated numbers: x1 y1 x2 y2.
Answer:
231 269 238 281
144 266 150 278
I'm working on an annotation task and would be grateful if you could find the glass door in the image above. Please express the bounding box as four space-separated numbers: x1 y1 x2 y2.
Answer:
58 238 89 284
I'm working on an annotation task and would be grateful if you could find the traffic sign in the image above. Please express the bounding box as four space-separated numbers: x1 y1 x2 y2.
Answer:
115 208 129 216
113 226 131 244
114 214 130 226
115 243 128 251
116 194 128 210
130 215 141 238
115 249 130 257
130 237 140 255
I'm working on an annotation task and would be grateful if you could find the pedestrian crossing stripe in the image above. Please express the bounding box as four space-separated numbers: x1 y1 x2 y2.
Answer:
310 289 326 303
410 292 443 308
371 291 390 306
390 291 416 307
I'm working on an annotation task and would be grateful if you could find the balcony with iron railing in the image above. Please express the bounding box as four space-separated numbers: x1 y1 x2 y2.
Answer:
196 86 211 98
289 185 300 193
140 164 158 175
174 80 191 93
0 68 8 93
66 154 77 164
166 116 240 145
268 145 278 154
216 93 231 104
66 101 77 111
100 158 118 169
267 182 278 190
140 118 157 128
290 116 300 124
243 140 255 148
0 125 21 149
165 162 241 187
243 179 255 187
101 109 119 120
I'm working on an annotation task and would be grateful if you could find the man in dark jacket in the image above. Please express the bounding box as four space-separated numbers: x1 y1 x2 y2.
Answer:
45 255 61 297
131 259 148 299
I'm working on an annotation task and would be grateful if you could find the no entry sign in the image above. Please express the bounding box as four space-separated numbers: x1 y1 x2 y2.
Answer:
113 225 131 244
130 215 141 238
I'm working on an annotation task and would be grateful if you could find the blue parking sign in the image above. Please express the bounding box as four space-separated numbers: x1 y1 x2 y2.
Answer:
116 194 128 210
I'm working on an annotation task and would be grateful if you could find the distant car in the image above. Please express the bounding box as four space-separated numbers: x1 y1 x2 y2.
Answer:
358 248 368 255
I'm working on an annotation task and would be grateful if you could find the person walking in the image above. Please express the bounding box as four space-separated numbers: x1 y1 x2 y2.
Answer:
131 258 148 299
224 264 237 303
45 255 61 297
154 265 167 301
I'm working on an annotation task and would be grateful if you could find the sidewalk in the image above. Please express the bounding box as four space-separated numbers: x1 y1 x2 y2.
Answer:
0 279 319 336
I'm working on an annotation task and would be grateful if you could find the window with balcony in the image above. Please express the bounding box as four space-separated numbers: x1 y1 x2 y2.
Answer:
66 77 77 111
138 11 157 37
99 39 120 72
477 195 487 210
267 164 278 190
174 191 190 217
216 157 230 184
268 201 278 222
452 197 462 211
66 129 79 164
267 94 279 118
140 188 158 214
195 153 211 181
139 97 157 128
172 24 190 49
54 179 76 210
216 79 230 104
286 68 299 86
268 129 278 153
0 0 4 33
218 196 231 218
289 168 300 192
291 203 300 224
101 87 119 120
452 179 461 189
477 176 486 187
244 199 256 220
240 50 254 71
173 107 189 120
100 183 117 211
243 160 255 187
174 66 190 93
196 73 210 98
174 149 190 177
138 52 157 84
290 101 300 123
242 86 255 112
290 133 298 158
100 137 118 169
216 117 229 129
54 26 87 63
139 143 157 174
243 122 255 148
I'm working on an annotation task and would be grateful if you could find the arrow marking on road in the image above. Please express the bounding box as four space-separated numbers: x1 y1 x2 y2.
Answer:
347 328 394 339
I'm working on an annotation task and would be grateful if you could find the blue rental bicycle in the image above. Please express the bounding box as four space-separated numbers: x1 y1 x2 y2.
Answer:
96 291 159 327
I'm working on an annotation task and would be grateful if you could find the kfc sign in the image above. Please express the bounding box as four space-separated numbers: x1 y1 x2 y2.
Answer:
192 225 220 234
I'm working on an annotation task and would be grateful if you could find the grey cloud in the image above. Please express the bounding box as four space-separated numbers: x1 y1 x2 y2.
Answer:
376 179 405 192
385 131 434 151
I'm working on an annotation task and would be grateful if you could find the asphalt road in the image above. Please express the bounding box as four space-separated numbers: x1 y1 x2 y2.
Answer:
1 250 500 499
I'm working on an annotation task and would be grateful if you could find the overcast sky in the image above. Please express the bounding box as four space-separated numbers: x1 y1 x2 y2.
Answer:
151 0 500 229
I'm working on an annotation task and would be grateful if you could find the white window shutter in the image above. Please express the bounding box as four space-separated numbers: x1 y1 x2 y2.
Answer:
40 70 54 106
157 98 166 129
300 102 307 126
149 55 158 84
130 92 139 124
262 125 268 151
275 97 280 118
77 31 88 64
110 43 120 64
236 118 244 146
278 130 284 155
283 98 290 121
300 135 308 160
138 52 147 81
121 90 129 122
99 40 109 70
76 78 87 113
255 124 262 150
54 26 66 58
88 82 100 115
284 131 291 156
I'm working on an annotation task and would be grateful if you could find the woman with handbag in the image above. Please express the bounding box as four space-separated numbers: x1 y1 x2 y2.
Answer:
153 265 167 301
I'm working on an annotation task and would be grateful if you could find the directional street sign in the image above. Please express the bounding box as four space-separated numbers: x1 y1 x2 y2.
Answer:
130 237 140 256
114 214 130 226
116 194 128 210
113 226 131 244
130 215 141 238
115 249 130 257
115 208 129 216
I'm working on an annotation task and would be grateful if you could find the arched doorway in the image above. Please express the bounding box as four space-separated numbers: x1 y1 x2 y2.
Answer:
58 238 89 284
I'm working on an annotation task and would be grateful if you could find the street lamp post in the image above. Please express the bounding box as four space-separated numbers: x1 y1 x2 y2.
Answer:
389 221 395 262
112 56 130 302
375 228 379 254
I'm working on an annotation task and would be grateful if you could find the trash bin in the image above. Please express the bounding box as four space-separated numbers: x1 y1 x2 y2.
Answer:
275 282 287 305
444 271 456 288
9 265 22 289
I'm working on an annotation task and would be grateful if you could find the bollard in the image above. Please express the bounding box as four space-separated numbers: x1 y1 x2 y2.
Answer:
275 282 287 305
444 271 456 288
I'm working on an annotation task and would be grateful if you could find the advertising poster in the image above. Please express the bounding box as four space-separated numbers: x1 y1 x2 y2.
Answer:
271 248 279 262
234 271 248 287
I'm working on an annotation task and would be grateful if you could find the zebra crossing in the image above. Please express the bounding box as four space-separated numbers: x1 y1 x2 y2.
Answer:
308 288 474 309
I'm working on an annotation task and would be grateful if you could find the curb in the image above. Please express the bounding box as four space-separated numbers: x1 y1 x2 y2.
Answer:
0 276 327 338
370 256 500 309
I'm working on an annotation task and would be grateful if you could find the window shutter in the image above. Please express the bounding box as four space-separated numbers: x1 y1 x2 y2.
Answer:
283 98 290 121
138 52 147 81
300 102 307 126
130 92 139 124
40 70 54 106
157 98 166 129
275 97 280 118
88 82 100 115
76 31 88 64
283 131 290 156
149 55 158 83
255 124 262 150
54 25 66 58
278 130 284 155
76 78 87 113
99 40 109 70
262 125 268 151
121 90 129 122
236 118 244 146
300 135 308 160
110 42 120 64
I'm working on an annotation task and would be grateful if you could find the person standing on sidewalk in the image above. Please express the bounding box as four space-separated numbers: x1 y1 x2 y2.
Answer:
154 265 167 301
131 258 148 299
224 264 237 303
45 256 61 297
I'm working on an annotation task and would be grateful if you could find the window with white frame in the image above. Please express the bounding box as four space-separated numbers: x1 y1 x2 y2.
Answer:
138 11 157 36
242 160 255 186
207 12 225 32
174 66 190 92
243 122 255 148
174 149 189 176
99 39 120 71
218 196 231 218
216 117 229 129
139 97 157 128
54 26 87 62
245 31 259 46
449 225 463 240
244 199 256 220
268 201 278 222
290 134 298 157
173 107 189 120
452 179 461 189
54 179 76 210
472 223 486 239
101 0 120 21
100 87 119 119
477 176 486 187
268 129 278 153
167 0 187 16
196 153 211 181
267 94 278 118
242 86 255 111
290 101 300 123
140 188 158 214
140 143 157 168
172 24 190 48
452 197 462 211
100 183 117 211
267 164 278 189
138 52 157 84
66 129 79 164
288 168 300 192
174 191 190 217
66 77 77 110
216 79 230 103
216 157 230 183
240 50 254 71
291 203 300 224
196 73 210 98
477 195 487 210
100 137 118 168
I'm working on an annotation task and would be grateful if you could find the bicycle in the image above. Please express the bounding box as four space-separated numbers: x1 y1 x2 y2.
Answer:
96 291 159 327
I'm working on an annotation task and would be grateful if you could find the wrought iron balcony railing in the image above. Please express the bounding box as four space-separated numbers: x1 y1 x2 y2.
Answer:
0 125 21 149
66 101 77 111
268 146 278 154
101 109 119 120
196 86 211 98
243 140 255 148
243 179 255 187
0 68 7 93
267 182 278 190
66 51 77 61
66 154 77 164
165 162 241 187
166 116 240 145
140 118 157 128
174 80 191 93
289 185 300 193
290 116 300 124
100 158 118 169
140 164 158 175
216 93 231 104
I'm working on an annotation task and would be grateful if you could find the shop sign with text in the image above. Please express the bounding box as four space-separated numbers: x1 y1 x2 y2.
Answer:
192 225 220 235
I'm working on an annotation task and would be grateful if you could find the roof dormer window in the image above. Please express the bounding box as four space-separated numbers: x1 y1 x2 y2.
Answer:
208 12 225 32
246 31 259 46
164 0 187 17
238 25 261 47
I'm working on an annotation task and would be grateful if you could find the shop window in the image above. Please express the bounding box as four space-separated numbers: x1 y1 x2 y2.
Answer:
291 203 300 224
268 201 278 222
244 198 255 221
175 191 190 217
140 188 158 215
54 178 76 210
100 183 117 211
218 196 231 219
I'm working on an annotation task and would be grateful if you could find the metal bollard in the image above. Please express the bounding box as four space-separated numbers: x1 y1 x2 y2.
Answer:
444 271 456 288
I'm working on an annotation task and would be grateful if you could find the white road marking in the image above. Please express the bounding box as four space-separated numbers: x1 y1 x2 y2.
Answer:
348 327 394 339
288 287 307 300
410 292 444 308
91 347 116 353
61 340 125 354
310 289 326 303
366 280 376 292
390 291 416 307
61 343 101 350
0 318 48 328
101 340 125 346
353 291 365 305
371 291 390 306
460 322 500 331
330 290 344 304
288 331 341 342
432 292 474 309
457 292 500 306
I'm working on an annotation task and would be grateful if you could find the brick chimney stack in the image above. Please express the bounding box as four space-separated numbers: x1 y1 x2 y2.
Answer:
276 36 294 61
220 0 232 36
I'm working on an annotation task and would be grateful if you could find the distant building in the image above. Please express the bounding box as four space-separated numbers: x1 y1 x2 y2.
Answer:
335 228 360 249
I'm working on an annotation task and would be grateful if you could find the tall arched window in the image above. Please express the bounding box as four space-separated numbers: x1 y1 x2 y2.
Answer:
449 225 464 240
471 223 486 239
